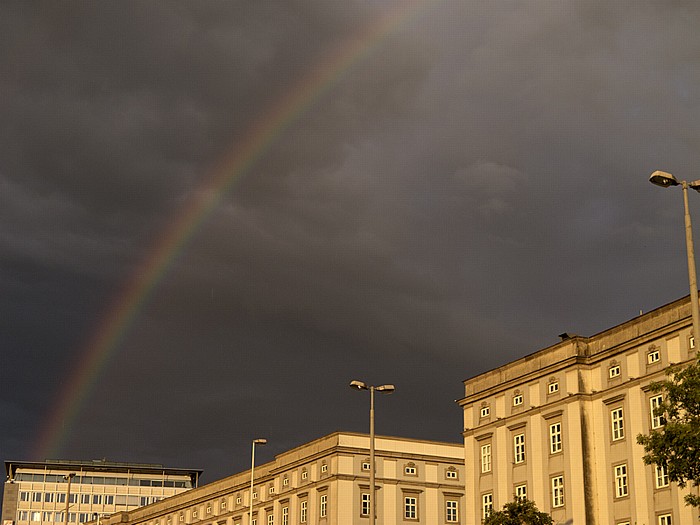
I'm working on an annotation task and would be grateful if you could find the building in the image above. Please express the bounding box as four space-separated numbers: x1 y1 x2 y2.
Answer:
2 459 201 525
98 432 464 525
458 294 700 525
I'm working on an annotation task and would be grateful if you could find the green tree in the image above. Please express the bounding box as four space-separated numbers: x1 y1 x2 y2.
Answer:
483 498 553 525
637 361 700 507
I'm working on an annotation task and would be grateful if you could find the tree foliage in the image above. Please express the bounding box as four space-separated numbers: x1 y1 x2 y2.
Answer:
483 498 553 525
637 360 700 507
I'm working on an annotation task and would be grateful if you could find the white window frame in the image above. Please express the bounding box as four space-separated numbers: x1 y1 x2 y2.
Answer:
515 484 527 502
482 493 493 520
267 515 273 525
300 500 307 523
550 422 562 454
514 433 526 464
658 514 672 525
361 493 370 516
361 462 371 471
282 507 288 525
548 381 559 394
404 464 417 476
481 443 492 473
650 395 665 429
320 494 327 517
404 496 417 520
614 464 628 498
655 464 670 488
611 407 625 441
552 476 565 508
609 364 621 378
648 350 660 364
480 405 490 418
446 500 458 523
446 468 458 479
513 394 523 406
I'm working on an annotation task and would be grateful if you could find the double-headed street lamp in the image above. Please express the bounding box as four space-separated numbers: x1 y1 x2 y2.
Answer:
249 439 267 525
349 380 395 525
650 170 700 341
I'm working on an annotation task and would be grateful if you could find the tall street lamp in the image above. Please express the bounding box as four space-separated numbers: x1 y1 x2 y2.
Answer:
63 473 75 525
349 380 395 525
249 438 267 525
650 170 700 341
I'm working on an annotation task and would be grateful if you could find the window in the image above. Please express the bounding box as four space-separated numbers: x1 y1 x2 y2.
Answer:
482 494 493 520
550 422 562 454
648 350 660 364
32 493 42 502
513 393 523 406
615 464 628 497
446 467 458 479
93 495 103 505
236 497 242 505
480 405 490 418
221 500 226 510
57 493 66 504
282 477 289 486
269 485 275 494
659 514 672 525
514 433 526 464
548 381 559 394
691 336 696 349
300 500 307 523
404 463 417 475
54 513 64 523
446 500 458 523
404 497 417 519
611 408 625 440
252 491 258 500
281 507 288 525
43 513 53 523
267 515 273 525
321 463 328 473
609 364 621 378
650 395 665 429
361 493 370 516
104 495 114 505
192 510 198 518
515 484 527 502
552 476 565 508
656 464 670 488
19 491 30 502
361 462 371 471
78 514 90 524
481 444 492 473
320 494 327 517
206 506 211 515
301 469 308 480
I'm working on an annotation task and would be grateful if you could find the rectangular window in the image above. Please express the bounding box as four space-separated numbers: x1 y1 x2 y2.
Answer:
480 406 490 418
404 497 417 519
269 486 274 494
446 500 458 523
609 364 621 378
43 512 53 522
659 515 672 525
481 444 492 473
30 512 41 523
482 494 493 520
32 493 42 503
283 477 289 486
404 465 417 475
656 464 670 488
611 408 625 440
320 494 327 517
550 422 562 454
104 495 114 505
513 394 523 406
55 513 64 523
57 493 66 504
515 484 527 502
615 464 628 497
20 491 30 502
648 350 660 364
514 433 526 464
361 494 370 516
446 469 457 479
267 515 273 525
650 395 665 429
362 462 371 471
300 501 307 523
552 476 565 508
93 495 103 505
78 514 90 524
281 507 288 525
548 382 559 394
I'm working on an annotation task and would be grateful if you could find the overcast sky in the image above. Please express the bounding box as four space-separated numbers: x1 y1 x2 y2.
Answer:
2 0 700 484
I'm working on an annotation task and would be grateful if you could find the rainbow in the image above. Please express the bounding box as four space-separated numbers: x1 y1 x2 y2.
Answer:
32 0 432 459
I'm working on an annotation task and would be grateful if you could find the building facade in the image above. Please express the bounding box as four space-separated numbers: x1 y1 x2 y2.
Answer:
2 460 201 525
458 295 700 525
98 433 464 525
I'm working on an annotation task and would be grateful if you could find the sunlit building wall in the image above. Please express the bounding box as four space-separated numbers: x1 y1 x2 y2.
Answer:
458 295 700 525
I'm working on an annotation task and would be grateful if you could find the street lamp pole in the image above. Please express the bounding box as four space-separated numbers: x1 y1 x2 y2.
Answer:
63 473 75 525
249 439 267 525
650 170 700 341
349 380 395 525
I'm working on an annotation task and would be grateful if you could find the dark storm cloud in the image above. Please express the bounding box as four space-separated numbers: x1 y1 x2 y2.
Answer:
2 0 700 483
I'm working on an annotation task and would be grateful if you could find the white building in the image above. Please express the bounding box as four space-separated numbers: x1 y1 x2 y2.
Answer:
458 295 700 525
98 432 464 525
2 459 201 525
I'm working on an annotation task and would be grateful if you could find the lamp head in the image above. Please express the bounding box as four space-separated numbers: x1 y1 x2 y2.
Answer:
376 384 395 393
650 170 680 188
349 380 368 390
253 438 267 445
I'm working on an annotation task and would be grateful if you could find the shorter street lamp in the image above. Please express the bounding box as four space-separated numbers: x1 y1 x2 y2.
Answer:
649 170 700 341
63 473 75 525
249 439 267 525
349 380 395 525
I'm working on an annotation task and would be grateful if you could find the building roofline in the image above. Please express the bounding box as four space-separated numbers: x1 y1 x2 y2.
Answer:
5 459 203 480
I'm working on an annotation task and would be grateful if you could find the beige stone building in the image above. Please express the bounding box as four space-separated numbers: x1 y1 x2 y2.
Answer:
2 460 201 525
458 295 700 525
97 432 464 525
